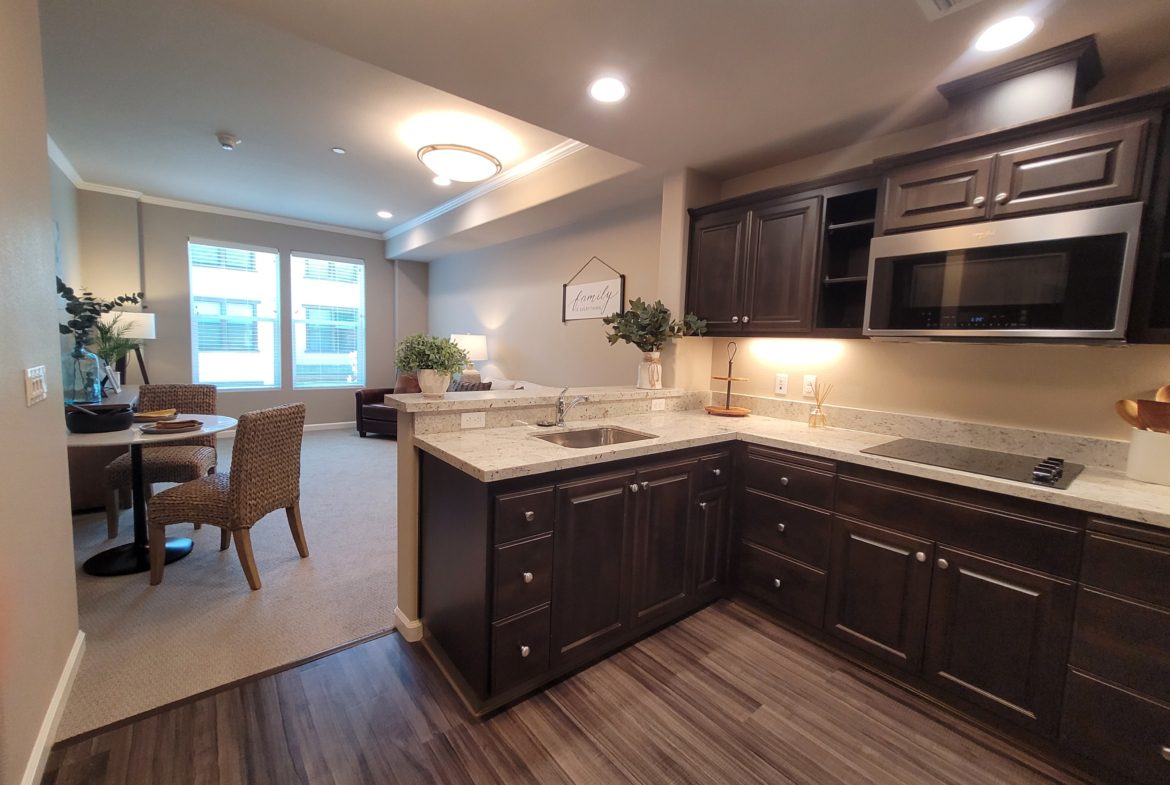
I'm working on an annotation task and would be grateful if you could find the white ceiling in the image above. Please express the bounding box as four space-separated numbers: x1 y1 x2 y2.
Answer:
38 0 571 234
40 0 1170 244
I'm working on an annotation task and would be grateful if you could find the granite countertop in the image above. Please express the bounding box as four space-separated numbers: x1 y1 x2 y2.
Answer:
413 409 1170 530
385 386 688 413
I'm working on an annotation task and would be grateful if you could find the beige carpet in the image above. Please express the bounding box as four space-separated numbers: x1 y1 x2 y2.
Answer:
57 429 397 741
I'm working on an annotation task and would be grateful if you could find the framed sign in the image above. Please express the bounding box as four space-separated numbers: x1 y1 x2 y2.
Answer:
562 256 626 322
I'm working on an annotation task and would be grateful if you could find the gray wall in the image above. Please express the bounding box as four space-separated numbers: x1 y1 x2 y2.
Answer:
0 0 81 781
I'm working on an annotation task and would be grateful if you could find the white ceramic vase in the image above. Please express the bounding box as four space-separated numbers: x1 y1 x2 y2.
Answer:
636 351 662 390
417 369 451 399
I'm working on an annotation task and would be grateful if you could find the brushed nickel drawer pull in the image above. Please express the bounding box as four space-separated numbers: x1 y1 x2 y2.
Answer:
1160 745 1170 762
629 483 640 493
522 571 534 584
915 551 926 562
773 578 782 589
640 481 649 490
937 558 949 570
698 501 708 510
712 468 721 477
777 523 786 533
519 645 531 658
779 476 789 487
524 510 536 522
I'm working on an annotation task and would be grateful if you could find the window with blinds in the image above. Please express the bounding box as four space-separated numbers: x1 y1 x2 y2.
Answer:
291 253 365 388
188 240 280 389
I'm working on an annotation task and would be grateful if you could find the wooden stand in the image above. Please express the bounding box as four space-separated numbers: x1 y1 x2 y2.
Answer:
706 342 751 417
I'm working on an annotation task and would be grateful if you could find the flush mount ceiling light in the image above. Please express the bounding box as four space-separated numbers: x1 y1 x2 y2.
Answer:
376 210 393 219
974 15 1036 52
433 176 451 186
417 144 502 183
331 146 347 155
588 76 628 103
216 131 241 151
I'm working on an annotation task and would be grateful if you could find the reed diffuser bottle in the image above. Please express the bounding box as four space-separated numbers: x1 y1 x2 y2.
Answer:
808 380 832 429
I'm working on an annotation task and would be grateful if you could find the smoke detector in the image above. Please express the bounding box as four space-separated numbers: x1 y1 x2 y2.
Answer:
915 0 987 21
216 131 242 151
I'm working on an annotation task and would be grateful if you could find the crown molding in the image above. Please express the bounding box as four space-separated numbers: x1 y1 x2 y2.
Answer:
385 139 588 240
138 195 383 239
46 135 82 186
79 182 145 199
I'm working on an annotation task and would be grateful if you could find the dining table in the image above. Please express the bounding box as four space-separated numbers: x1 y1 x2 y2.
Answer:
67 413 238 576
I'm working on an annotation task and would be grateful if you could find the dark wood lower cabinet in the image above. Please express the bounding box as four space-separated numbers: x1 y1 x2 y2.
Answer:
693 485 729 602
826 516 934 671
630 459 696 630
923 546 1075 737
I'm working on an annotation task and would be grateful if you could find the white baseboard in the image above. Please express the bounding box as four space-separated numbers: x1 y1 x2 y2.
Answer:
304 421 355 432
21 630 85 785
394 606 424 642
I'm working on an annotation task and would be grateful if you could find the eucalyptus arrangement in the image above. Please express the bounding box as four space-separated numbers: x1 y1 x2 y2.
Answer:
394 334 469 398
603 298 706 389
57 277 144 347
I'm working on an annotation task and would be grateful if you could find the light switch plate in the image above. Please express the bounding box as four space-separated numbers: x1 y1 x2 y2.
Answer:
802 374 817 397
25 365 47 406
651 398 666 412
460 411 486 429
774 373 788 396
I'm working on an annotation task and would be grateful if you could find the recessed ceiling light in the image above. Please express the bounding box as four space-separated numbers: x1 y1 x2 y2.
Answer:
433 176 451 186
588 76 628 103
216 131 241 151
417 144 502 183
331 147 347 155
974 16 1036 52
376 210 393 219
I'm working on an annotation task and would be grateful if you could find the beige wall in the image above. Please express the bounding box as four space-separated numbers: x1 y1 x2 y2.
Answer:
427 200 664 387
49 161 80 284
136 202 394 422
0 0 82 781
394 260 429 348
78 190 141 297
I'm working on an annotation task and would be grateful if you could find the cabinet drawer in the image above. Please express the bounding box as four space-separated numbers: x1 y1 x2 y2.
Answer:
1082 526 1170 608
736 542 827 628
493 534 553 621
697 451 732 491
491 605 551 695
495 486 554 545
1062 669 1170 785
740 489 830 568
1070 587 1170 705
743 448 834 510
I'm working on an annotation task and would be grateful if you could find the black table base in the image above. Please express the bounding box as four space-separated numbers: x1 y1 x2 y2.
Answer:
82 538 194 577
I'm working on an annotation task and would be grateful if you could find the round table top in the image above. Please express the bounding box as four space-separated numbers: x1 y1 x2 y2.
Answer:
65 414 238 447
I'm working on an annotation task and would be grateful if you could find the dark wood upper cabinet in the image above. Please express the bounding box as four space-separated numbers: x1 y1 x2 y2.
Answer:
882 154 995 232
826 516 934 671
923 547 1075 738
630 460 696 630
550 471 635 667
991 119 1149 218
686 207 748 336
743 196 821 333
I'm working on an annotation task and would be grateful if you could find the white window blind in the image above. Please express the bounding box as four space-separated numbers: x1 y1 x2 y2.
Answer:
291 253 365 388
188 240 280 389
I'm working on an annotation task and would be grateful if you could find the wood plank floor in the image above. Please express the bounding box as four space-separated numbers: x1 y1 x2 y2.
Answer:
43 601 1095 785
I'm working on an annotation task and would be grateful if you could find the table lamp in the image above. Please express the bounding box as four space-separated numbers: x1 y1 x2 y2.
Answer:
450 333 488 384
108 311 156 384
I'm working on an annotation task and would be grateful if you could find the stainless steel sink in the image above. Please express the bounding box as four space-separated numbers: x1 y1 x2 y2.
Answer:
533 426 655 449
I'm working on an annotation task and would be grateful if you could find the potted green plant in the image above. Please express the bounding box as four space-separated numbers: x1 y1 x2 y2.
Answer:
57 278 143 403
394 334 469 398
602 298 707 389
91 313 141 377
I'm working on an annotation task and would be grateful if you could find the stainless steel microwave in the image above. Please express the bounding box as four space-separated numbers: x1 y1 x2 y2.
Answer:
863 202 1144 341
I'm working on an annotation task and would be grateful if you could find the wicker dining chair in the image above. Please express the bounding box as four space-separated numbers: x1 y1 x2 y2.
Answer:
148 403 308 590
103 384 218 538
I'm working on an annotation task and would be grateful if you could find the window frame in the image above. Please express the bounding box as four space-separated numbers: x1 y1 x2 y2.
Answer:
289 251 367 389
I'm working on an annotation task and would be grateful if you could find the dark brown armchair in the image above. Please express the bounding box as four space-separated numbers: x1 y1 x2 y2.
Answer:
356 388 398 438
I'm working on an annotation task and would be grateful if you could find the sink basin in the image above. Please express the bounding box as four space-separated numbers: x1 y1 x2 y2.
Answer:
533 425 655 449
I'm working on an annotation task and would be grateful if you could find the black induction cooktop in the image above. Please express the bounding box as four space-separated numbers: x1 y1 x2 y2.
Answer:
859 438 1083 490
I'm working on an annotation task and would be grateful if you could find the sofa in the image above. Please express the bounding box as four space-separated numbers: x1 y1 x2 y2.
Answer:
355 375 497 438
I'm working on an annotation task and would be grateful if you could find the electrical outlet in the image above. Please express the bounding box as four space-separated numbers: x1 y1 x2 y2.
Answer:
460 411 486 429
802 374 817 397
773 373 788 396
24 365 47 406
651 398 666 412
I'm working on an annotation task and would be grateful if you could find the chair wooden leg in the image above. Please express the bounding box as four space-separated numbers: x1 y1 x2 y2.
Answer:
104 488 120 539
232 529 261 590
149 523 166 585
286 503 309 558
219 528 230 551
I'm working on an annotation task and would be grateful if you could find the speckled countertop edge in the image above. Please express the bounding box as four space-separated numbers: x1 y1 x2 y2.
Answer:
413 409 1170 531
385 386 688 413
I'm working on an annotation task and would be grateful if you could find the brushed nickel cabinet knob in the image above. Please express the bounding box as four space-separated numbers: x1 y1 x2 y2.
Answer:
972 195 986 207
915 551 926 562
996 192 1009 204
519 645 531 658
712 468 721 477
629 483 639 493
524 510 536 522
937 558 950 570
779 476 789 487
698 501 708 511
640 481 649 490
731 316 740 323
777 523 786 533
522 571 534 584
772 578 783 589
1160 745 1170 762
742 315 750 324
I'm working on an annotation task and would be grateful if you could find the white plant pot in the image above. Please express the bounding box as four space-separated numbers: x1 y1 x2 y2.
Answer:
636 351 662 390
417 369 451 399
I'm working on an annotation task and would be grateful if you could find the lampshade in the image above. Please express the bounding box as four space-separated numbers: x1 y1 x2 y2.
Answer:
450 333 488 362
106 311 157 340
418 145 502 183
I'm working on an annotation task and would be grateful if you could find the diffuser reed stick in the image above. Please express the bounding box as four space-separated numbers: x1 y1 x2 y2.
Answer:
808 380 833 429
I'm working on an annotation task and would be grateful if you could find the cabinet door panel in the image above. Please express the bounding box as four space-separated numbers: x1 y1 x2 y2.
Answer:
686 208 747 335
924 546 1074 737
826 517 934 671
744 196 821 333
693 486 729 602
882 155 994 231
991 119 1149 218
631 461 696 629
551 471 635 666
